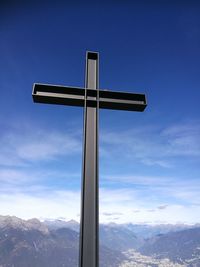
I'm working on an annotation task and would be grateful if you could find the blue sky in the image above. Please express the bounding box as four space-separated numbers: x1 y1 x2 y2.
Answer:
0 1 200 224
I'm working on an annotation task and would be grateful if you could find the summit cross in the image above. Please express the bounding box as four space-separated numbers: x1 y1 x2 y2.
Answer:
32 51 147 267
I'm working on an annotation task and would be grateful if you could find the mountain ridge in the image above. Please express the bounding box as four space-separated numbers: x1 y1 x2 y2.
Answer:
1 215 200 266
0 215 126 267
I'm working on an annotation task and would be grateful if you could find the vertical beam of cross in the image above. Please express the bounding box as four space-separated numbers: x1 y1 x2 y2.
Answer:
32 51 147 267
79 52 99 267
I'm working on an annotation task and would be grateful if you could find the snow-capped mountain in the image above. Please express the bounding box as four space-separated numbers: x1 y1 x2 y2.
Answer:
0 215 200 266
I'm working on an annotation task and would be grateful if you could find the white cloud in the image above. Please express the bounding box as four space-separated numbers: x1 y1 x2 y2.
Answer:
1 120 199 169
0 167 81 202
0 120 199 224
102 174 172 186
0 184 199 224
99 188 200 224
0 124 82 166
101 120 200 167
17 131 80 161
0 169 32 184
100 173 200 218
0 190 81 221
157 205 168 210
161 122 200 157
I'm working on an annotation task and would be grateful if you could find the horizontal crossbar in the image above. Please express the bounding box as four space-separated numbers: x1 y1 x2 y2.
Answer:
33 83 147 112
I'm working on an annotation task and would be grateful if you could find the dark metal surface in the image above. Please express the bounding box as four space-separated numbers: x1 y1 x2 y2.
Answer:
32 84 85 107
32 51 147 267
33 83 147 111
79 52 99 267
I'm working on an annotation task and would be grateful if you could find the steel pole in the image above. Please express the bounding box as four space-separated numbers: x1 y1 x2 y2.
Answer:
79 52 99 267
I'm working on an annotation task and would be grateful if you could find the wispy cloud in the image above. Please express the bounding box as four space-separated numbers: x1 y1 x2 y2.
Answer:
0 120 199 224
133 210 140 213
99 187 200 224
0 182 199 224
157 205 168 210
0 123 81 166
17 132 80 161
101 120 200 167
102 212 123 216
161 122 200 157
147 209 155 212
0 167 81 196
0 189 81 221
101 172 200 213
101 174 173 186
1 120 199 169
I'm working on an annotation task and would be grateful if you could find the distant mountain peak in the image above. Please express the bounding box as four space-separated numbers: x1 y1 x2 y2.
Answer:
0 215 49 234
66 219 79 224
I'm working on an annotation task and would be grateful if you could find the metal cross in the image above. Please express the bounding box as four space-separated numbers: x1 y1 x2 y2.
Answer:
32 51 147 267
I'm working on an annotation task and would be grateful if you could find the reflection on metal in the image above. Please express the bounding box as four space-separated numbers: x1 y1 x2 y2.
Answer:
32 51 147 267
33 84 147 111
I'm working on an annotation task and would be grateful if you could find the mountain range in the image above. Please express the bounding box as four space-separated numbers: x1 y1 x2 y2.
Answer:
0 215 200 266
139 227 200 266
0 216 124 267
